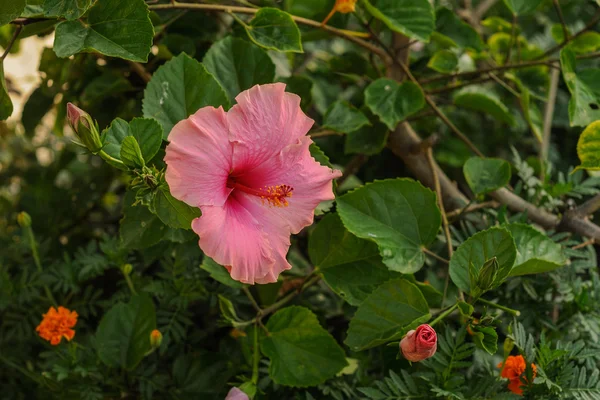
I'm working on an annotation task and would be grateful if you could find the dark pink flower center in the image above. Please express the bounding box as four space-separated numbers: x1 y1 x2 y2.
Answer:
227 177 293 207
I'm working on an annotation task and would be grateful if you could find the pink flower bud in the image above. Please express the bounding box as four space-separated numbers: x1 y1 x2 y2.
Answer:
66 103 91 132
225 387 249 400
400 324 437 362
66 103 103 153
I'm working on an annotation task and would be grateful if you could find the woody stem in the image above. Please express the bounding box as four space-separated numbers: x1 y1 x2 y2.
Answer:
477 298 521 316
429 303 458 327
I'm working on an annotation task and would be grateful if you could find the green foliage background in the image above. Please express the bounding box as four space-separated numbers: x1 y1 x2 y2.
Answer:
2 0 600 399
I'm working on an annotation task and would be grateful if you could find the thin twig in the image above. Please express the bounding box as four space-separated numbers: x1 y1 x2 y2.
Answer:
128 61 151 83
147 2 389 61
242 287 262 314
338 154 368 186
427 76 494 95
504 14 518 65
1 25 23 61
426 148 463 302
362 21 484 157
571 238 595 250
446 201 500 219
553 0 570 41
422 247 450 264
536 8 600 59
309 129 343 138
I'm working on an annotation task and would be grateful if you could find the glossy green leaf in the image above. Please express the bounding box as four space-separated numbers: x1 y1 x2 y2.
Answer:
53 0 153 62
428 50 459 74
345 120 389 156
200 257 244 289
120 136 145 168
152 184 201 230
260 306 347 387
142 53 229 138
283 75 313 111
449 227 517 295
309 213 400 306
561 48 600 127
502 0 543 15
435 8 484 51
568 32 600 54
463 157 511 195
365 79 425 130
43 0 91 20
362 0 435 42
506 223 566 276
345 279 431 351
0 0 26 26
96 294 156 370
203 36 275 103
337 179 441 274
323 101 370 134
0 64 13 120
245 8 302 53
454 86 515 125
102 118 163 165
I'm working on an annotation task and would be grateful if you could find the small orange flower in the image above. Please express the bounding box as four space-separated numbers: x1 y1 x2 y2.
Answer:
498 355 537 396
36 306 78 345
322 0 357 26
150 329 163 348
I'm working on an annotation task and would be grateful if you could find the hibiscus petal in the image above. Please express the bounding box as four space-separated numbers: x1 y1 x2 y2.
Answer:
237 136 342 234
165 106 233 207
228 83 314 173
192 194 276 284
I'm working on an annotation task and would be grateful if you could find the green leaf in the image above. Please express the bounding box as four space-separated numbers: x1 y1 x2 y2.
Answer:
463 157 511 195
502 0 543 15
561 48 600 127
43 0 91 20
22 85 54 136
345 279 431 351
102 118 163 164
365 79 425 130
449 227 517 295
309 213 400 306
120 192 172 249
152 184 201 230
454 86 515 125
575 120 600 171
0 0 26 26
518 84 543 142
245 8 302 53
427 50 459 74
200 256 244 289
345 120 389 156
218 295 243 327
568 32 600 54
142 53 229 138
203 36 275 103
0 63 13 120
260 306 347 387
435 8 484 51
53 0 154 62
506 223 566 276
337 179 441 274
120 136 145 168
362 0 435 42
470 325 498 355
283 75 313 111
95 294 156 370
323 101 371 134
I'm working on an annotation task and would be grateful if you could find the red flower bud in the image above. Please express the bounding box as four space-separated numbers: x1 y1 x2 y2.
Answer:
400 324 437 362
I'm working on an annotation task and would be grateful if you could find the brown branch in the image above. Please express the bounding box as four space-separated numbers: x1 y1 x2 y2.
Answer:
147 2 390 61
128 61 151 83
571 193 600 217
446 201 500 219
337 154 368 186
1 25 22 61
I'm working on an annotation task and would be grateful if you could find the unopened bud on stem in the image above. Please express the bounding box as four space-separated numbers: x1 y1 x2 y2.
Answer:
17 211 32 228
150 329 162 348
66 103 103 153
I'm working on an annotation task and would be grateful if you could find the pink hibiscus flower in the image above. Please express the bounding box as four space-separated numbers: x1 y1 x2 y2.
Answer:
165 83 341 284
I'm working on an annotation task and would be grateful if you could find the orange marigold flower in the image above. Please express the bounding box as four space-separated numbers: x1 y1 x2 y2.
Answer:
497 355 537 396
322 0 357 26
36 306 78 345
